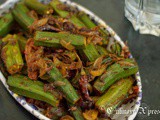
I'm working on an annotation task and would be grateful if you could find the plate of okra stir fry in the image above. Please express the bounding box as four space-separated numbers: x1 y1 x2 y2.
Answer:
0 0 142 120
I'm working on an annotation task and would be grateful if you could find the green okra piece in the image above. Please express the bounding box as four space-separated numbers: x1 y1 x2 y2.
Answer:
96 45 108 56
25 0 52 15
50 0 85 27
15 2 30 13
50 0 68 17
78 12 109 45
1 34 24 75
78 13 109 33
93 58 138 94
12 3 34 31
83 43 100 62
110 42 122 56
95 78 133 116
15 35 27 53
49 66 80 104
34 31 86 48
69 16 86 28
7 75 60 107
0 13 14 37
78 13 96 29
101 57 112 66
69 104 84 120
0 40 9 78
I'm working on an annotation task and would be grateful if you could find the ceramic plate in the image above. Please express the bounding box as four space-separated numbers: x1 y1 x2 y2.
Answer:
0 0 142 120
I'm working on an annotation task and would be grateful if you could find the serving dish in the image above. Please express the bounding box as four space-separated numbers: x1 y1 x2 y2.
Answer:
0 0 142 120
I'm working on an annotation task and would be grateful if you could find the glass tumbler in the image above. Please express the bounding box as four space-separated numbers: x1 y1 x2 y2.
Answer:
125 0 160 36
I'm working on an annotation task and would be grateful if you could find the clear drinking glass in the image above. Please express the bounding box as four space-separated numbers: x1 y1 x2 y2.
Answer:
125 0 160 36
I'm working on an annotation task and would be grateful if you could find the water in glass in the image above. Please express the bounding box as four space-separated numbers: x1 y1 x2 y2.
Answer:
125 0 160 36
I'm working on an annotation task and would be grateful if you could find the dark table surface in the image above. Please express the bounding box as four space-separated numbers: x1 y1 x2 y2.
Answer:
0 0 160 120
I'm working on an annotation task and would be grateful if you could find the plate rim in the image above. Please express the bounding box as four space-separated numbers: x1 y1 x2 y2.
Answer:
0 0 142 120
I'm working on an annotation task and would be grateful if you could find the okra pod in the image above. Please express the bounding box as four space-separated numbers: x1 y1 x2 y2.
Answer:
50 0 85 27
15 35 27 53
1 35 24 74
25 0 52 15
69 16 86 28
34 31 86 48
15 2 30 13
7 75 60 107
83 43 100 62
96 45 108 56
69 104 84 120
101 57 112 64
50 0 68 17
49 66 80 104
0 40 9 78
0 13 14 37
78 13 96 29
78 12 110 45
93 59 138 93
110 42 122 56
95 78 133 116
12 3 34 31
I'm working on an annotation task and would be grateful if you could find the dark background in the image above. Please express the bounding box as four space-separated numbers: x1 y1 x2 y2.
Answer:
0 0 160 120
